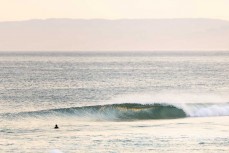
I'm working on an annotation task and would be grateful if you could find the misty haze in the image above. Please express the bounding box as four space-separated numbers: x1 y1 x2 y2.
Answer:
0 18 229 51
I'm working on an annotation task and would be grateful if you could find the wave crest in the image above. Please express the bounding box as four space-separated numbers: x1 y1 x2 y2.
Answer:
2 103 186 121
2 103 229 121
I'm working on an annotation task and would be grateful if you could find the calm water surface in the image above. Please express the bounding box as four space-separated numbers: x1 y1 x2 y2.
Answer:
0 52 229 153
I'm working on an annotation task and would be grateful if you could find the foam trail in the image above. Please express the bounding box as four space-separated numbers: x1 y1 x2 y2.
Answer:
184 104 229 117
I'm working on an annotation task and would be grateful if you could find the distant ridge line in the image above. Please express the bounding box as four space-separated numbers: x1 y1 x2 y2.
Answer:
0 18 229 51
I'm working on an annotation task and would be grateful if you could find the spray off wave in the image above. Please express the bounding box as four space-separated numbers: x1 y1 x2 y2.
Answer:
2 102 229 121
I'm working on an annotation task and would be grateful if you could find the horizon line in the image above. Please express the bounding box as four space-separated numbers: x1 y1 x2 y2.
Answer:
0 17 229 23
0 50 228 53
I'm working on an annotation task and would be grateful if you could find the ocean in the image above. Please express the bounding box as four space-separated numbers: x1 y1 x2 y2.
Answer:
0 51 229 153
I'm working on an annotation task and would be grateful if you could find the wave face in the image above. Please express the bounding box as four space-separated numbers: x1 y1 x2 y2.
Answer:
2 103 187 121
2 102 229 121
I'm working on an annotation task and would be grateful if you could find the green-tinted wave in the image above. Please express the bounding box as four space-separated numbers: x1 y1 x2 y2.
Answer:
2 103 187 121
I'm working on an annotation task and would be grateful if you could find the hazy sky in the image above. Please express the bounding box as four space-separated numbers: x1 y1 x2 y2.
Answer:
0 0 229 21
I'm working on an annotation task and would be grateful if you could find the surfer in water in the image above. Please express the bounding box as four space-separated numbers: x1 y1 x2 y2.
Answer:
54 124 59 129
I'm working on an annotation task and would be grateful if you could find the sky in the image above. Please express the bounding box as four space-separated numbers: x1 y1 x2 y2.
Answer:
0 0 229 21
0 0 229 51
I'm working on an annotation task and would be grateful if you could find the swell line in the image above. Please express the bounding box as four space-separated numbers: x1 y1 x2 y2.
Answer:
1 103 229 121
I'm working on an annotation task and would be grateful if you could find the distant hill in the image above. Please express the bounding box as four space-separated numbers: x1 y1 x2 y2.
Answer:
0 18 229 51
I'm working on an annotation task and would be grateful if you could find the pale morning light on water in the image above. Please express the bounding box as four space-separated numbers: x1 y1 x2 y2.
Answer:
0 0 229 153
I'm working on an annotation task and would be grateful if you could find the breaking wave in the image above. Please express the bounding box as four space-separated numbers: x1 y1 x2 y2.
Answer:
2 102 229 121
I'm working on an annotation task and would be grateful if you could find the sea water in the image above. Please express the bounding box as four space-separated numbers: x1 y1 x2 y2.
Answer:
0 52 229 153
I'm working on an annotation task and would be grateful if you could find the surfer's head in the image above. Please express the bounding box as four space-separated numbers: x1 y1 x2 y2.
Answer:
54 124 59 129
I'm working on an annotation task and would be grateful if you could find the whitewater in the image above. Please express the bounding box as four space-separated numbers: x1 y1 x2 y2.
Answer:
0 51 229 153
